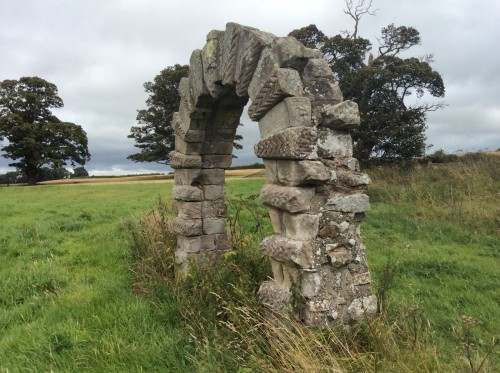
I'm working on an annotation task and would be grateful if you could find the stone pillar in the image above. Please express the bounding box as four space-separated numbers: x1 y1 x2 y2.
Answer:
171 22 376 326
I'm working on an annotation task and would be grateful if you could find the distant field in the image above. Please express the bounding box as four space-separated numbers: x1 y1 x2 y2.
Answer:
0 155 498 371
36 169 265 186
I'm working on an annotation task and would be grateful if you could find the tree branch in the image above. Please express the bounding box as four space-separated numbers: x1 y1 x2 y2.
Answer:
343 0 377 39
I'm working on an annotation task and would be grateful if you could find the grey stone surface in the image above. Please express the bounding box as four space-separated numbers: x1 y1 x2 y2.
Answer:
258 97 312 139
254 127 318 160
203 218 226 235
282 212 319 240
248 68 303 121
326 194 370 213
169 151 202 169
203 185 226 200
172 217 203 236
172 185 204 201
172 22 376 326
264 160 329 186
272 36 322 70
317 129 353 158
174 168 225 186
259 235 314 269
260 184 315 213
202 154 233 169
320 100 360 129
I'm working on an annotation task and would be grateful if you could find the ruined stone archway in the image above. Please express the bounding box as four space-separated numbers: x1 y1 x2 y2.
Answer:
170 23 376 326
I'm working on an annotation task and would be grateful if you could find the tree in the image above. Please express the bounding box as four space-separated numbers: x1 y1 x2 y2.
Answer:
0 77 90 185
128 64 189 164
290 0 445 164
72 166 89 178
128 64 243 165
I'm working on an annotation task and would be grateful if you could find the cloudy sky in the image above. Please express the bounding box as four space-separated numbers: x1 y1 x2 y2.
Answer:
1 0 499 175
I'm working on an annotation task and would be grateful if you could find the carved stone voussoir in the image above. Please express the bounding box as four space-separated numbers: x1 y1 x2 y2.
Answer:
169 151 202 169
260 184 315 213
189 49 211 107
248 68 303 121
254 127 318 160
221 22 244 86
235 29 275 97
202 30 228 99
258 97 312 139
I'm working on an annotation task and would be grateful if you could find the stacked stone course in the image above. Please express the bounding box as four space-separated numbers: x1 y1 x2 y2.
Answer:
171 22 376 326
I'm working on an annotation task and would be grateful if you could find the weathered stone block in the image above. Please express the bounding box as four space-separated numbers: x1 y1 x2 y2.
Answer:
258 97 312 138
172 217 203 236
202 30 230 99
172 112 206 143
337 170 371 187
272 36 322 70
202 154 233 169
320 100 360 129
169 151 202 169
189 49 212 108
203 218 226 235
302 58 333 80
221 23 244 86
177 234 216 253
235 29 275 97
176 201 202 220
282 212 319 240
326 194 370 213
254 127 318 160
303 78 343 106
317 129 353 158
264 159 329 186
172 185 203 201
248 47 279 101
257 280 292 313
202 140 233 155
174 168 225 186
326 244 353 268
260 184 315 213
347 296 377 319
202 200 227 218
260 235 314 269
248 68 303 121
215 232 232 251
175 137 202 155
203 185 226 200
267 207 283 233
301 270 322 298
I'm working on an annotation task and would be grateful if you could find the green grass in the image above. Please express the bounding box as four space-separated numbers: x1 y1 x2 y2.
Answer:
1 155 499 371
0 183 191 372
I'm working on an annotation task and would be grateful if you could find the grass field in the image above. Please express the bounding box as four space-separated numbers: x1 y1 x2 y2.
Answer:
0 154 498 371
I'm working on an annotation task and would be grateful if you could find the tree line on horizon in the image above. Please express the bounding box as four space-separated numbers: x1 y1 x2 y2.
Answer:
0 0 446 185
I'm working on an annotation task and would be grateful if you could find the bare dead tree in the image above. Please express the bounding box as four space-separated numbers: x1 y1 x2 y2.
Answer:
343 0 377 39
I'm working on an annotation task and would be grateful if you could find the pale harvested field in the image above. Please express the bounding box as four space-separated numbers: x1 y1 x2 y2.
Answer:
36 169 265 186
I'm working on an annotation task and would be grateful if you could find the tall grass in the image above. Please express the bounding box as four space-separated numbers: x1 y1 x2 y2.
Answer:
129 180 498 372
368 153 500 234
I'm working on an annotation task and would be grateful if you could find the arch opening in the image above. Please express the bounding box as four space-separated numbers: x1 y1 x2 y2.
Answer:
170 22 376 326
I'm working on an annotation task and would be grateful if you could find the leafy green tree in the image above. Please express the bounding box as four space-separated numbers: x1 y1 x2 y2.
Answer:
128 64 189 164
72 166 89 178
0 77 90 185
38 166 71 181
290 0 445 164
128 64 243 165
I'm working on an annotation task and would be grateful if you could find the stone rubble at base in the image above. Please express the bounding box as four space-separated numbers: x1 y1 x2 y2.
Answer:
170 22 376 326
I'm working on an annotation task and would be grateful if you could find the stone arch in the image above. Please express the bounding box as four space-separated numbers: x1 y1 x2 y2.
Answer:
170 23 376 326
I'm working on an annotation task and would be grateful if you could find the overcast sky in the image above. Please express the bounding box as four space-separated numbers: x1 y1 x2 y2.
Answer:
1 0 499 175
